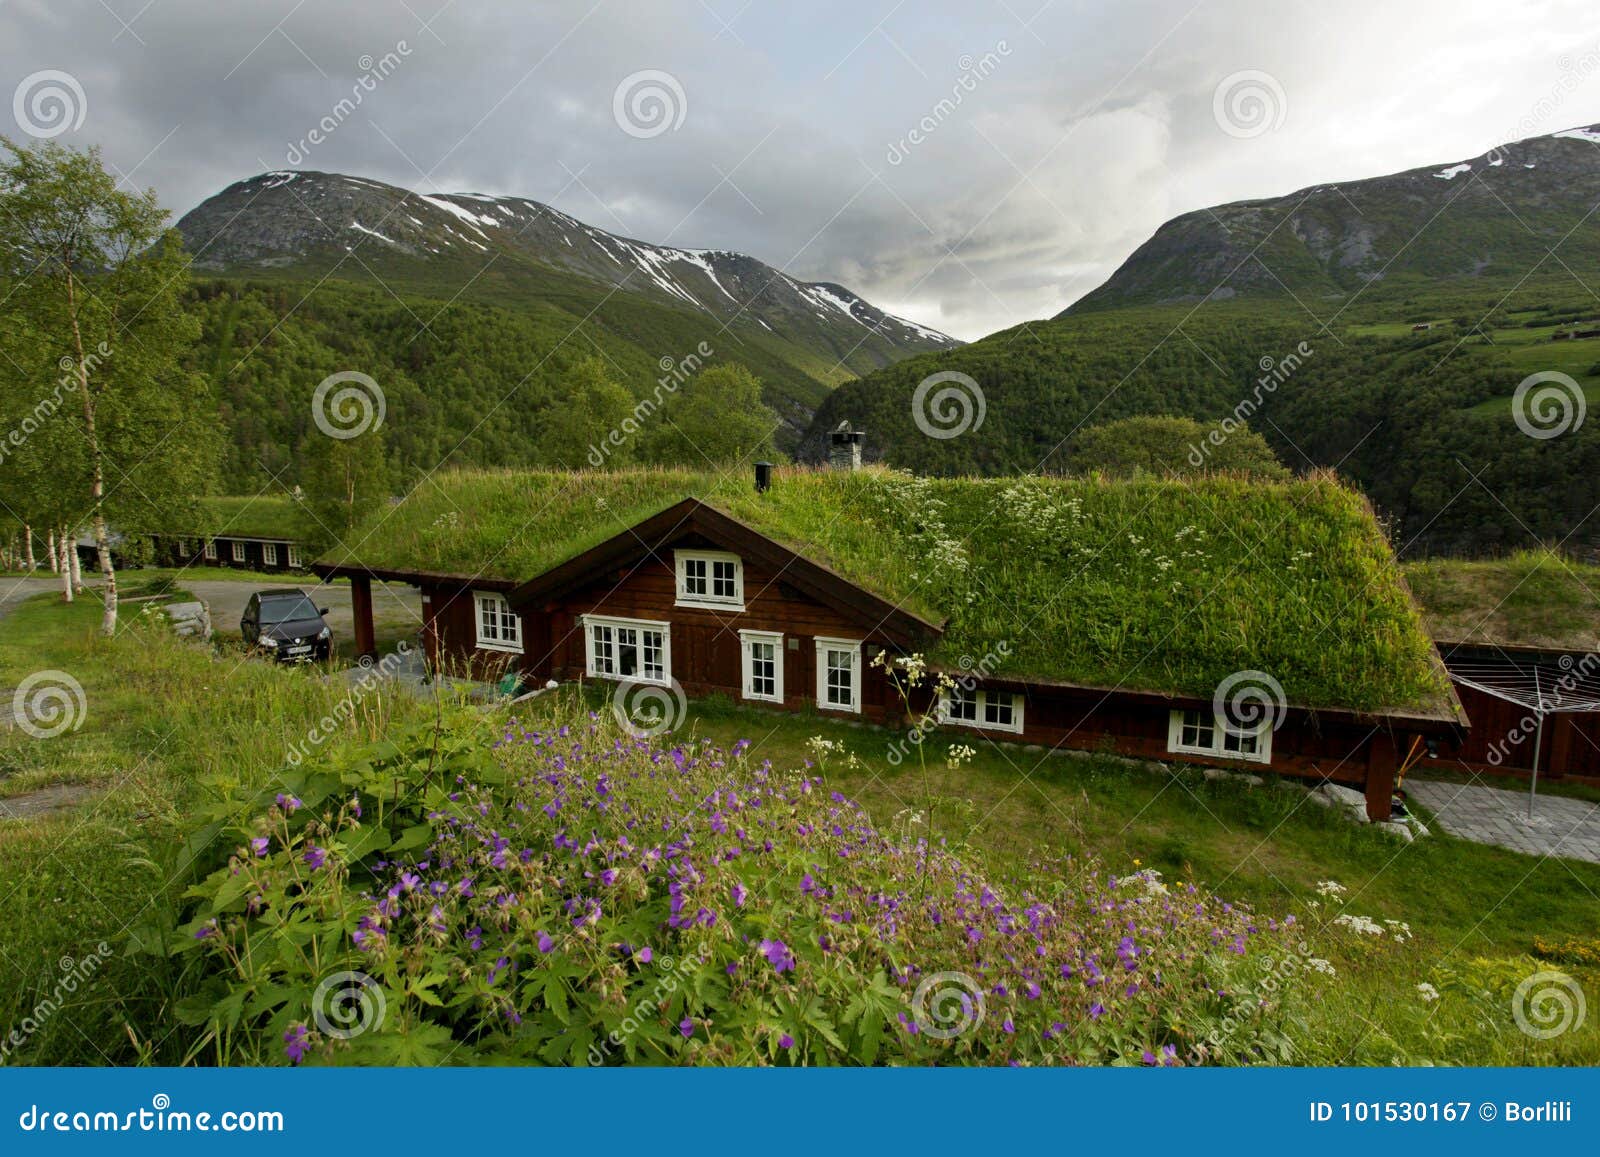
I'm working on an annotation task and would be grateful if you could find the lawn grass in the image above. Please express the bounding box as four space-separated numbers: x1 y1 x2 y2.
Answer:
3 597 1596 1065
0 594 435 1063
324 466 1449 714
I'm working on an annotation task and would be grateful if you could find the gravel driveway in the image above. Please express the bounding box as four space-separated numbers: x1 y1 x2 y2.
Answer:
0 573 421 653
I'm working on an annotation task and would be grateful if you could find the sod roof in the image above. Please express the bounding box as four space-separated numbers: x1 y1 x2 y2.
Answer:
1403 550 1600 653
184 496 308 542
320 466 1452 717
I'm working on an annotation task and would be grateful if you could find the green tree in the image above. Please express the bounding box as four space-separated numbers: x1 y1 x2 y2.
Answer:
644 363 778 467
536 356 637 469
299 427 392 548
0 137 217 632
1069 415 1290 480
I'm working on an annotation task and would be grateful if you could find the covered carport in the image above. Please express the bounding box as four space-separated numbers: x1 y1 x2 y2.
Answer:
1441 643 1600 811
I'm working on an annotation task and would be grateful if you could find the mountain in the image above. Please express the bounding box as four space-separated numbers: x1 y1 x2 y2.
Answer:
803 126 1600 557
1069 126 1600 313
175 170 956 426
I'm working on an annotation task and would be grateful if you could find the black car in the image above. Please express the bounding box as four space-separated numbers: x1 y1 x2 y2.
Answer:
241 589 333 662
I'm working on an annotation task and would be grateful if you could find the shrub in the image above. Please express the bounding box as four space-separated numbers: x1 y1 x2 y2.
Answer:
172 711 1319 1066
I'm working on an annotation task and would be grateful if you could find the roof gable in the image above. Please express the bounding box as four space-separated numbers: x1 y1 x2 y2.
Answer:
508 498 943 645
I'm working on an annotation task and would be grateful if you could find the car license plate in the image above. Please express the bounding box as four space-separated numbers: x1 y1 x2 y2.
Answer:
285 645 312 657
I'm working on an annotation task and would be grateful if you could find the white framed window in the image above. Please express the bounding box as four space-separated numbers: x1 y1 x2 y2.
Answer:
1167 709 1271 764
815 637 862 713
203 540 218 561
175 538 190 557
474 591 522 652
262 542 279 566
230 540 246 563
287 544 304 569
740 630 784 703
584 614 670 684
938 684 1024 735
675 549 744 610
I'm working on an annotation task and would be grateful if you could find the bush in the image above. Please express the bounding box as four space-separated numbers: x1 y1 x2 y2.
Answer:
171 711 1321 1066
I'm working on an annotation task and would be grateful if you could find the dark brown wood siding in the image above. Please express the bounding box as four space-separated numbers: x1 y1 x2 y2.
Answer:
1444 680 1600 782
538 547 903 717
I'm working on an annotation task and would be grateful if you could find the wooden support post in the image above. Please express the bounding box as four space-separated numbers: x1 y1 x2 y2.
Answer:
1365 730 1399 822
350 574 376 660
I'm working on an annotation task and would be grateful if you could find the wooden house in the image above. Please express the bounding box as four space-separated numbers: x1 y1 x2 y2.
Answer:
318 465 1464 821
144 496 310 574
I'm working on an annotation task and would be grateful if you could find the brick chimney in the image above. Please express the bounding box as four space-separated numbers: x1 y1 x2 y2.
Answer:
829 420 864 471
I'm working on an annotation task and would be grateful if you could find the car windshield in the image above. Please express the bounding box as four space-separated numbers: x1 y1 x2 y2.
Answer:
259 595 320 625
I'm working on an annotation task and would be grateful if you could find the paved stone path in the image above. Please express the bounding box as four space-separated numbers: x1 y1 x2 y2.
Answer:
1407 779 1600 864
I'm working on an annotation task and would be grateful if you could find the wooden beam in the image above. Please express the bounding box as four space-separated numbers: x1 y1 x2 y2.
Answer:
350 574 376 660
1365 730 1399 822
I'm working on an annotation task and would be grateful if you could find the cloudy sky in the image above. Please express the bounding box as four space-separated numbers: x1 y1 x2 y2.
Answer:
4 0 1600 339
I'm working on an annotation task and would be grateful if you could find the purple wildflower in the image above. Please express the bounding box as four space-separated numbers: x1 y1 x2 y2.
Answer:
303 844 327 871
537 930 555 953
679 1017 694 1039
758 938 796 974
250 837 269 857
283 1024 309 1065
778 1033 794 1049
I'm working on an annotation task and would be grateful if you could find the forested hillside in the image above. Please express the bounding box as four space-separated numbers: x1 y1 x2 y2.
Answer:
804 280 1600 556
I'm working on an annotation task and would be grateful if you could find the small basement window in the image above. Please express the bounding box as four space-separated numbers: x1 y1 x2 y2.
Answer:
740 630 784 703
1167 709 1271 764
474 591 522 653
815 637 861 713
675 549 744 609
938 684 1024 734
261 542 279 566
584 615 670 684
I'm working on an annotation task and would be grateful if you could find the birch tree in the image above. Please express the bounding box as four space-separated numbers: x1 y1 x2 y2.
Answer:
0 137 217 632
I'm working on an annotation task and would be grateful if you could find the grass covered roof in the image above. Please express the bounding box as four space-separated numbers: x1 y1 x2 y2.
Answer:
322 466 1451 716
1403 549 1600 652
192 496 308 541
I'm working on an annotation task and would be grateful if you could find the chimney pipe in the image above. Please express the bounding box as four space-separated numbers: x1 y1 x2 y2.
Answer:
754 461 773 493
829 421 864 471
